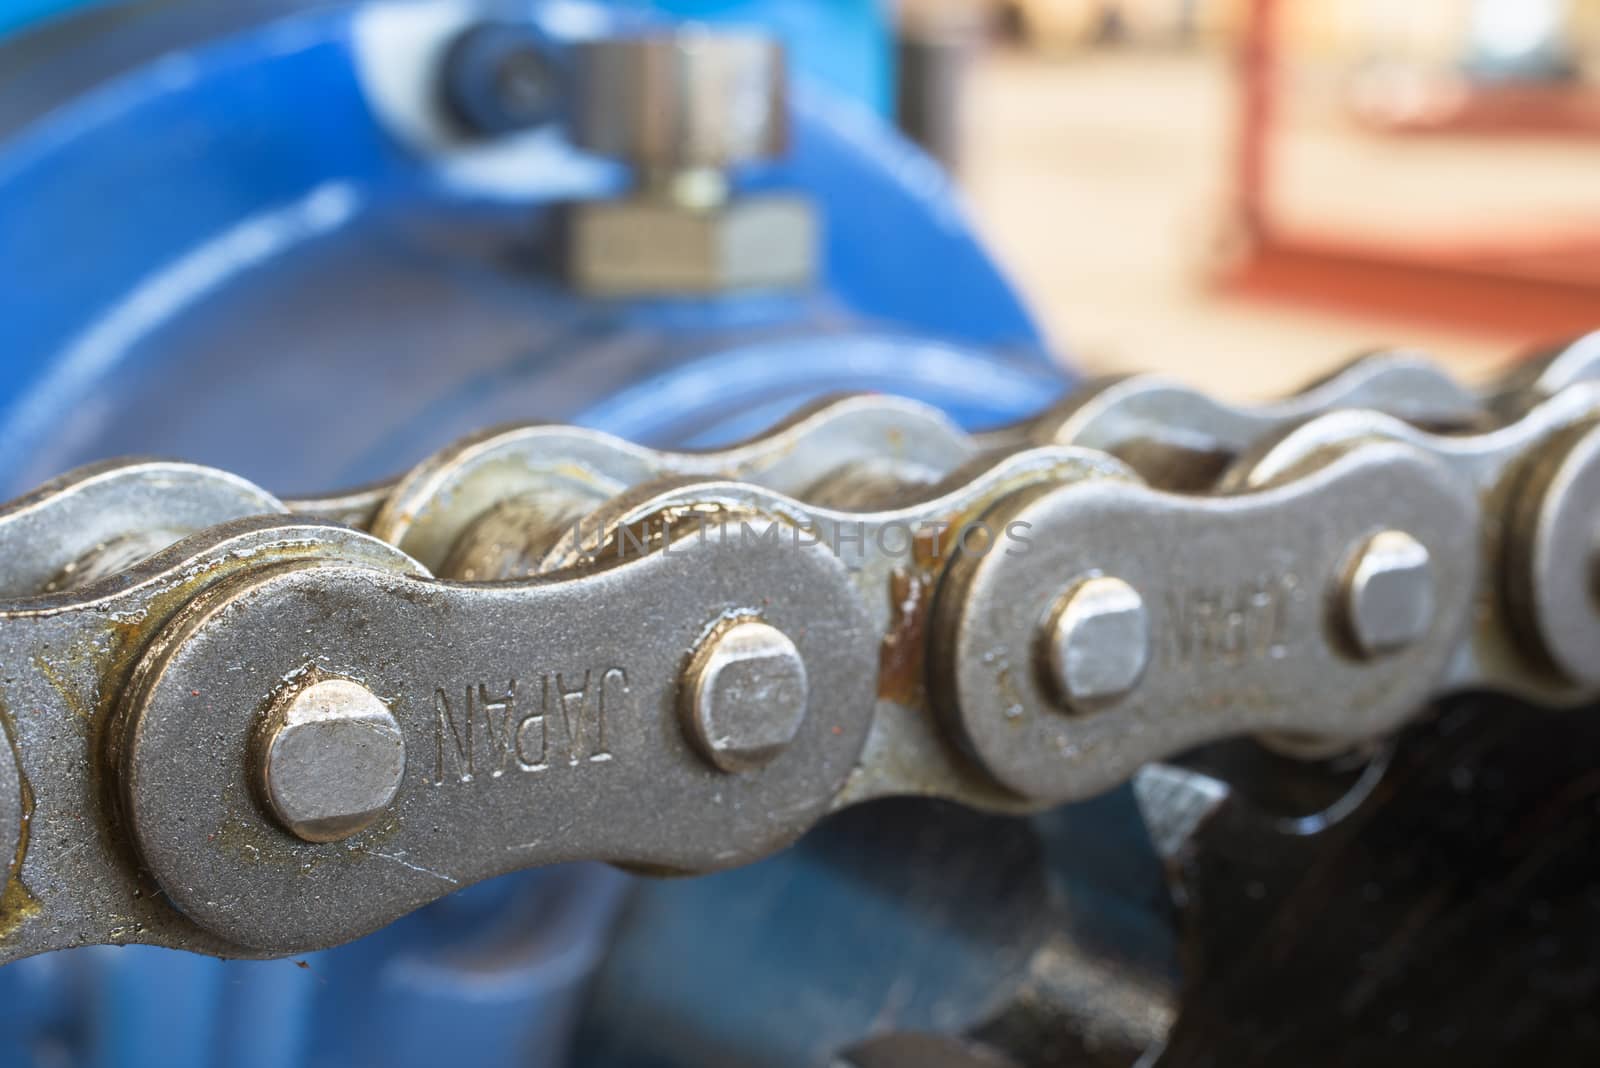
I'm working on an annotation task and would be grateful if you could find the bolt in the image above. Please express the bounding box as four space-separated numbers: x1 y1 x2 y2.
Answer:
683 620 809 773
1044 576 1150 707
1342 530 1436 658
258 678 406 843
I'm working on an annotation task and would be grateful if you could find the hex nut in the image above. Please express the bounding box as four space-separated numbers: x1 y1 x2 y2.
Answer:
564 194 816 296
258 678 406 843
682 620 810 773
1341 530 1436 658
1042 576 1150 708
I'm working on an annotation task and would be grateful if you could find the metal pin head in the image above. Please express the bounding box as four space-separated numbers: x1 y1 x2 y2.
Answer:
683 620 809 773
1342 530 1436 658
1044 576 1151 708
259 678 406 843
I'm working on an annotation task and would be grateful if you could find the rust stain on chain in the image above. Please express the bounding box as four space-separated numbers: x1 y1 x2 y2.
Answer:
878 568 929 705
877 525 961 705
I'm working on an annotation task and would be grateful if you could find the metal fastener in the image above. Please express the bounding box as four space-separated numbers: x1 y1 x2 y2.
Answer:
258 678 406 843
683 620 809 773
572 32 787 176
563 30 815 296
1043 576 1150 707
1342 530 1435 658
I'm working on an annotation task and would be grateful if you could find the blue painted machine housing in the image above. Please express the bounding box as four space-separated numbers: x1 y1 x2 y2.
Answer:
0 0 1062 493
0 2 1075 1065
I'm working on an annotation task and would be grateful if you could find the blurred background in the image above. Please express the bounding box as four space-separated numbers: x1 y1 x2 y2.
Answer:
904 0 1600 395
1 3 1599 1066
6 0 1599 400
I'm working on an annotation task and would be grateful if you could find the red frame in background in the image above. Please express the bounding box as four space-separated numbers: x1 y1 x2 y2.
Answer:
1220 0 1600 343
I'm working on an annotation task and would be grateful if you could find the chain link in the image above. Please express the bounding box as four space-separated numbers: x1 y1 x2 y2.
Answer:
0 335 1598 961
